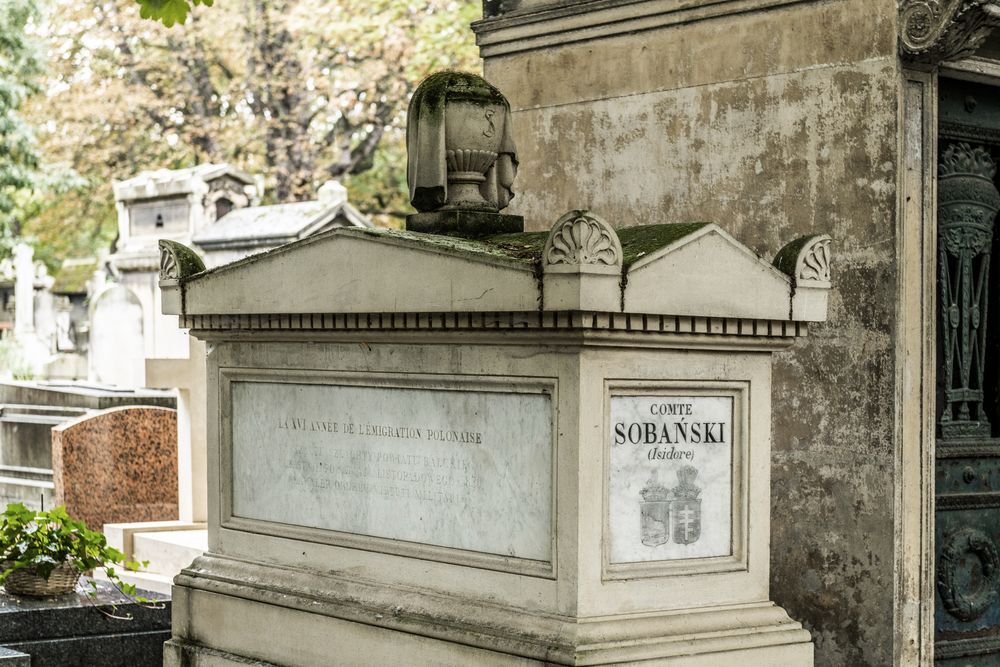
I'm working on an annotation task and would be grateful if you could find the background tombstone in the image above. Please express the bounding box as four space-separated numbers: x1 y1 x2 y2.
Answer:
89 286 145 387
0 381 174 510
51 405 178 531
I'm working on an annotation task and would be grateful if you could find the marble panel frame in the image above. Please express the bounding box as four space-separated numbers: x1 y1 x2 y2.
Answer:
601 380 749 581
217 367 560 579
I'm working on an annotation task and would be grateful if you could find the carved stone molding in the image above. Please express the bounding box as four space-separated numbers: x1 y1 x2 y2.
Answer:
159 239 206 282
900 0 1000 63
773 234 832 287
542 210 623 274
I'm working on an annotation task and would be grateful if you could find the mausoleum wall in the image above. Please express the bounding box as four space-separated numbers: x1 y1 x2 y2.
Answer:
478 1 900 664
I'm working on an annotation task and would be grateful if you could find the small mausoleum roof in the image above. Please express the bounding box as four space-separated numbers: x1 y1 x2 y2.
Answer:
192 195 372 251
114 163 256 202
52 258 98 295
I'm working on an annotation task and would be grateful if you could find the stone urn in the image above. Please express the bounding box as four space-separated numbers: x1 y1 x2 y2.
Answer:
937 142 1000 438
443 98 506 211
406 70 518 221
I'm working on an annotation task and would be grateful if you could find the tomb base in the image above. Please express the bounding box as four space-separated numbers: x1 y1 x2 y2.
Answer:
164 555 812 667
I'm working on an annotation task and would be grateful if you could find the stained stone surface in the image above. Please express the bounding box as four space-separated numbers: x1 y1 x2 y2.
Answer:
231 381 553 560
51 406 178 531
0 578 169 667
609 395 734 563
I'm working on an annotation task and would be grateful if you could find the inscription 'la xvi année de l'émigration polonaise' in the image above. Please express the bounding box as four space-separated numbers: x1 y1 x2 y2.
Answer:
277 416 483 444
274 416 487 504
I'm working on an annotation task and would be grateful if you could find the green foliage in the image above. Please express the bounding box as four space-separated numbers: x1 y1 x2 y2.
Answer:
136 0 213 27
29 0 482 249
0 0 44 248
0 503 153 604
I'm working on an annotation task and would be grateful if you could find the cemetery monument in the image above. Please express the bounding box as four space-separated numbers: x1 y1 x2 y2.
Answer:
158 72 831 666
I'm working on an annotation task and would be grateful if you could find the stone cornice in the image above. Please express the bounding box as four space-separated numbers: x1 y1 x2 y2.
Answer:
900 0 1000 63
472 0 813 57
179 309 808 339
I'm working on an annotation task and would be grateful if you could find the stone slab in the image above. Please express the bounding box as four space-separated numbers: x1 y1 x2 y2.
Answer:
0 468 54 512
51 406 178 531
230 380 553 561
0 578 170 648
0 381 176 410
3 631 169 667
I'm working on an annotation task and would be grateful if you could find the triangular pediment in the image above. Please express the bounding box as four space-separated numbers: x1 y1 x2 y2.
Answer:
179 228 540 315
623 224 793 321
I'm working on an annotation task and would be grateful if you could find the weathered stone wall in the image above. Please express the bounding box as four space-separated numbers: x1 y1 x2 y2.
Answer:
481 1 900 664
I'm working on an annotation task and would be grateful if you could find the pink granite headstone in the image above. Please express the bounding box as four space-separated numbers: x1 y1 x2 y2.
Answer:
51 406 178 531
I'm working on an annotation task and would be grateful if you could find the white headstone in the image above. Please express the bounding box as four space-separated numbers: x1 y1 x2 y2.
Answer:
89 285 145 387
33 265 56 352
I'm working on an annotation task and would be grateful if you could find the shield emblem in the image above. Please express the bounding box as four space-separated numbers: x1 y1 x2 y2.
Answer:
671 498 702 545
640 500 670 546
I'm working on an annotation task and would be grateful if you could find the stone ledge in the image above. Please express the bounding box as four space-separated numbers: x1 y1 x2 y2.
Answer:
472 0 813 57
172 554 812 665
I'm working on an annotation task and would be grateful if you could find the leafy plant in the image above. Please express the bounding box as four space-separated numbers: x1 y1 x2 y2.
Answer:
0 503 157 612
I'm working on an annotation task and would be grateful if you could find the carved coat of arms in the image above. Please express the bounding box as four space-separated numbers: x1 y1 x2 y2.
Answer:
638 465 702 547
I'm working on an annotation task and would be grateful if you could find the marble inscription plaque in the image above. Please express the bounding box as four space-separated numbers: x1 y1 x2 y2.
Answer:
609 395 733 563
231 381 552 561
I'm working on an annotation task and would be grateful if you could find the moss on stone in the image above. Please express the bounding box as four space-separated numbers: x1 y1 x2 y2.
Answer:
352 227 540 266
772 235 814 278
482 232 548 262
406 211 523 237
617 223 710 268
52 259 98 294
159 239 207 279
414 71 508 113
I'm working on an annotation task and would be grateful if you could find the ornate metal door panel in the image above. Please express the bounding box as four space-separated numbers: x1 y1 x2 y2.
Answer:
936 79 1000 665
936 446 1000 665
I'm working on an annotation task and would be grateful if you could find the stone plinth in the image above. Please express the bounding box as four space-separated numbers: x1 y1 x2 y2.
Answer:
51 406 178 531
158 212 829 666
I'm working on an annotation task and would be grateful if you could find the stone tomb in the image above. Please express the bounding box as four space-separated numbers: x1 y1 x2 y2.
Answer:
158 210 831 665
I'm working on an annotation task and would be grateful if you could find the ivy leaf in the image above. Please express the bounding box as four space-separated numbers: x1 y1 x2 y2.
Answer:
135 0 195 27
